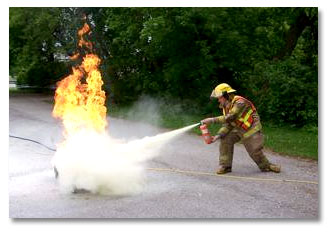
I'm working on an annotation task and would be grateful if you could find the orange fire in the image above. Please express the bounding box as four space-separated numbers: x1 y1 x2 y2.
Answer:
52 22 107 137
78 23 93 51
69 53 80 60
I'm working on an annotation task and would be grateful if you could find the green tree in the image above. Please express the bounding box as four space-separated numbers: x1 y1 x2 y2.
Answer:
10 7 69 87
9 7 318 126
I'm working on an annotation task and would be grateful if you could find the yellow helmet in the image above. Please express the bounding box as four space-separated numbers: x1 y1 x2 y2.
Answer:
210 83 236 98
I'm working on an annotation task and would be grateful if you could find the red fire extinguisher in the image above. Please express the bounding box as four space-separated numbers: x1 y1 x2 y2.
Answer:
200 123 212 144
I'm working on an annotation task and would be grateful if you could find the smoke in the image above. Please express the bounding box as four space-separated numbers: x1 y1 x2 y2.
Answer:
122 95 193 127
123 95 164 127
52 123 199 196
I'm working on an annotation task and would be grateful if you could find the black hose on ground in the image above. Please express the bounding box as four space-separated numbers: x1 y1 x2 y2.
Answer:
9 135 56 152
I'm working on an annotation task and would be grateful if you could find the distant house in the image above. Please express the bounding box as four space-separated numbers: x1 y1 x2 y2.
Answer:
9 76 17 88
53 53 70 62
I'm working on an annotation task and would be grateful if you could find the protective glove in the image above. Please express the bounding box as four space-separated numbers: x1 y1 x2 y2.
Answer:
211 135 221 143
201 118 215 125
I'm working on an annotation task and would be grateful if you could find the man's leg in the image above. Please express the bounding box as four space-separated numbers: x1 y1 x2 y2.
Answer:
218 131 241 174
243 131 280 173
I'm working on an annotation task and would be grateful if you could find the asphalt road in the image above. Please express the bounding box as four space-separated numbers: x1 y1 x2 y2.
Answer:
9 93 318 218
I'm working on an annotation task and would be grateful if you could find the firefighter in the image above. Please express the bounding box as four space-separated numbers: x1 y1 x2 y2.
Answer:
201 83 281 174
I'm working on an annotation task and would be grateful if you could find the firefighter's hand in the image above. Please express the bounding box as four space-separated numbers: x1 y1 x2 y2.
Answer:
211 135 221 143
201 118 215 125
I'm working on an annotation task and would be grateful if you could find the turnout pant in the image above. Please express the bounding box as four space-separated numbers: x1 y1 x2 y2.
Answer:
219 131 270 170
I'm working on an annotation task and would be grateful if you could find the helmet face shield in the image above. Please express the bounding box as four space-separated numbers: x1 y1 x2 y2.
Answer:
210 90 216 99
210 89 221 99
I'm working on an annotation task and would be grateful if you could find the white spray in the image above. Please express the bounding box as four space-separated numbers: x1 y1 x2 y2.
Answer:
52 123 199 196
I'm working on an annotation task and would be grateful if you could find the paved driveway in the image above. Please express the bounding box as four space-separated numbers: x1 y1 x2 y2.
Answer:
9 94 318 218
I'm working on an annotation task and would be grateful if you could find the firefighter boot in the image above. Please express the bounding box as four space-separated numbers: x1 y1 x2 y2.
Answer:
269 163 281 173
216 166 232 175
260 163 281 173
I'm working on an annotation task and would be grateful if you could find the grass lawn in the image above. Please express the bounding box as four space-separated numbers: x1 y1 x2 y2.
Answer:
262 123 318 160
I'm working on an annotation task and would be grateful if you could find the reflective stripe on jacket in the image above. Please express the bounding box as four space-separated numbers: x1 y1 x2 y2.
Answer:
215 95 262 138
231 96 256 131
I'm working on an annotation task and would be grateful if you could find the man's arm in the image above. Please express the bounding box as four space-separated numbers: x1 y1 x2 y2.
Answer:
211 123 233 142
201 100 246 125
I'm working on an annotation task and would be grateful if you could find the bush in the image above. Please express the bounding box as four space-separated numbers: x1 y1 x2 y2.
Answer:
245 59 317 126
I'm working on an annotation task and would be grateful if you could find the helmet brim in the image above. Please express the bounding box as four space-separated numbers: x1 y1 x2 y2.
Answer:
227 89 236 93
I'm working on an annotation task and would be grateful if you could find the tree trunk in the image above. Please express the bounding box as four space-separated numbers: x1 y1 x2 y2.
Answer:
273 9 315 60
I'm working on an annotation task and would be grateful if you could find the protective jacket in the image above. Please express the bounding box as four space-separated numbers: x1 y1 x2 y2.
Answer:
213 95 262 139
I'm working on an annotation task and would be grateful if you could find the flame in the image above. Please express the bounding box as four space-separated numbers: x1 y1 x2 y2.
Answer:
52 22 107 137
78 23 93 51
69 53 80 60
